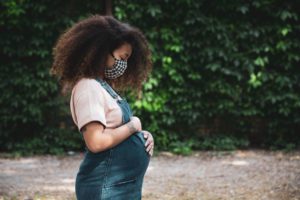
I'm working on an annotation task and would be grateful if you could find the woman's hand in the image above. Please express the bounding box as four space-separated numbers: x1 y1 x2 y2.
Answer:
128 116 142 133
142 130 154 156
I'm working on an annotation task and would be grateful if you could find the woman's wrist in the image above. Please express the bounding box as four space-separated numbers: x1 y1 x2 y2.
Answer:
125 121 137 134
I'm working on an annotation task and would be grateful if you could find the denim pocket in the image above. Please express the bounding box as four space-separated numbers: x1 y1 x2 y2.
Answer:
105 177 137 188
101 177 140 199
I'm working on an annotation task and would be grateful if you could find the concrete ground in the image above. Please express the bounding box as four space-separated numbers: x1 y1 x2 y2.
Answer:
0 150 299 200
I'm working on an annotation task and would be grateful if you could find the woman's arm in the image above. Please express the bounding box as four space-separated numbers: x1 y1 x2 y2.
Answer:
81 117 141 153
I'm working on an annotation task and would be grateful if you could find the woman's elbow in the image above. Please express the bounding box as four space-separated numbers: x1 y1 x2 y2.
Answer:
88 147 101 153
81 122 106 153
86 140 106 153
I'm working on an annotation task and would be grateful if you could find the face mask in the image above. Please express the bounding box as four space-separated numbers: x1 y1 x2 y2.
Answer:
104 55 128 79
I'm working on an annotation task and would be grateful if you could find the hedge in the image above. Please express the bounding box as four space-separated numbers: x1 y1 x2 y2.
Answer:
0 0 299 154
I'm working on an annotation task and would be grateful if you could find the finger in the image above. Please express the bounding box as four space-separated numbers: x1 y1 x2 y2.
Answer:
143 131 148 138
149 149 154 156
145 140 152 148
147 144 153 152
149 148 153 156
145 137 153 147
148 134 153 141
145 139 149 147
146 144 150 152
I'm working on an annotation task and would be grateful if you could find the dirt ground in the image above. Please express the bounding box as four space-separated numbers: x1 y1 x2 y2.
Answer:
0 150 299 200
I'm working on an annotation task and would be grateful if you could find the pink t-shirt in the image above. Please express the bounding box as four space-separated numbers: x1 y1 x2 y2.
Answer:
70 77 123 132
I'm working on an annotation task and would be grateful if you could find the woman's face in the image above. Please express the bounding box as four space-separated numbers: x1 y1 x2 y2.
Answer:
106 42 132 68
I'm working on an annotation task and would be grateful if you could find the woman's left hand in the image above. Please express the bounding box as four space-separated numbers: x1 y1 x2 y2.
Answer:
142 130 154 156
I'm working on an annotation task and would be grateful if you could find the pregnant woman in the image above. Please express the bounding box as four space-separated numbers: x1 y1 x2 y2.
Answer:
50 15 154 199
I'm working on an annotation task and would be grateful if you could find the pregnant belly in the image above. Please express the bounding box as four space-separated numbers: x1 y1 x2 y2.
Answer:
76 132 150 189
105 132 150 187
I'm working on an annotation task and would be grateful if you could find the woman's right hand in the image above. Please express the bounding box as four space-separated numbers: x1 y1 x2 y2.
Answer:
127 116 142 133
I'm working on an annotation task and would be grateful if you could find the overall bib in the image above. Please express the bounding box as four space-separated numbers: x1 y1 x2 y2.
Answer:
75 78 150 200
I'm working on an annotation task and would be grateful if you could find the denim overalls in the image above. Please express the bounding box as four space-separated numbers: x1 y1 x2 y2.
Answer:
75 78 150 200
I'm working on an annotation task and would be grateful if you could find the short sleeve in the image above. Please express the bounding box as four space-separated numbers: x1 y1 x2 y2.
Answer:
74 83 107 132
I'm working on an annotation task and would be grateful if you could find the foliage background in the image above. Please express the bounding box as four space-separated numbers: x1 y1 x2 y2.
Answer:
0 0 299 155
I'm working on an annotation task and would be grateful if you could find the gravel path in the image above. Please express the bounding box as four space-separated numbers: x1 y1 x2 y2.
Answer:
0 150 299 200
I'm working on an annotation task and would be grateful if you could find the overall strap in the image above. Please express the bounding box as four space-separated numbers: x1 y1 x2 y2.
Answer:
95 77 119 99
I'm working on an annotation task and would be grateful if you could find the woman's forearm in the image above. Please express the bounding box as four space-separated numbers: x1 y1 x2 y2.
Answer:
92 122 136 153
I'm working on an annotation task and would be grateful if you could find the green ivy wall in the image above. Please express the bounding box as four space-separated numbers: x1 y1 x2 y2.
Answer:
0 0 299 154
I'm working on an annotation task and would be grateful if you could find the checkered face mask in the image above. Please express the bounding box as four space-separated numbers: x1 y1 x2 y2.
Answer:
104 55 128 79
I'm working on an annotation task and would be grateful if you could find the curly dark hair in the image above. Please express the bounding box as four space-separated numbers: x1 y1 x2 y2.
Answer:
50 14 152 95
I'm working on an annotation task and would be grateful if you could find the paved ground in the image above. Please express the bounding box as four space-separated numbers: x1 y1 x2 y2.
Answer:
0 150 299 200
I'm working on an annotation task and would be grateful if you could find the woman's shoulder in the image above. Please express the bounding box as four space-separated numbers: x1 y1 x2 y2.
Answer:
72 77 103 96
75 77 100 88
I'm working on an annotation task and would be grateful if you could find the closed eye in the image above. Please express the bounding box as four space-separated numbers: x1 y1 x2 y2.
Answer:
123 53 131 61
